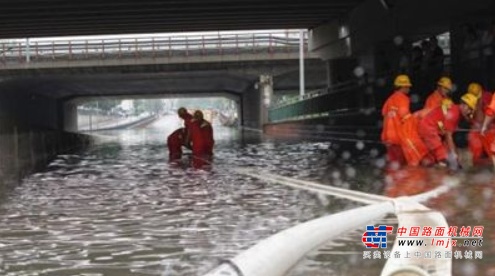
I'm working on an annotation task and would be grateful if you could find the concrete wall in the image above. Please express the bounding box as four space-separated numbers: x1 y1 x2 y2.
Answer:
0 77 92 191
449 18 495 90
241 87 262 129
0 78 62 130
310 0 494 79
309 21 351 60
63 101 78 132
349 0 494 55
0 127 92 191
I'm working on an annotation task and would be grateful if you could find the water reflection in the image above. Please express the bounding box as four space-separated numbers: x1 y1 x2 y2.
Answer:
0 115 493 275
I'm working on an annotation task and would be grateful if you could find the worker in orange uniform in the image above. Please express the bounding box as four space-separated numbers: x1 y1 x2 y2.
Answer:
381 75 421 167
167 107 193 160
418 94 477 168
466 83 493 164
481 91 495 169
423 77 453 113
190 110 214 168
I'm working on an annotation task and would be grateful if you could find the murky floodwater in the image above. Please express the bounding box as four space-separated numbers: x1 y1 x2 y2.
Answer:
0 115 494 276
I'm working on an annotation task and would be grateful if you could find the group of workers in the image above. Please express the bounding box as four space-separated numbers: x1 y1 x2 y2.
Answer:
167 107 214 167
381 74 495 169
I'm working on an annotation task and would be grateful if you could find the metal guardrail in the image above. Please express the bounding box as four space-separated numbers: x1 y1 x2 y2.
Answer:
0 31 309 65
268 80 366 123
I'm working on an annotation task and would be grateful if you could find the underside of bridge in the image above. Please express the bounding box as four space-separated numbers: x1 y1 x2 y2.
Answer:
0 1 364 38
0 56 327 132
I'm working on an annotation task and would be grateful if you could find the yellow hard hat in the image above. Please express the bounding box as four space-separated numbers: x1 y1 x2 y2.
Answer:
441 98 453 108
467 82 482 98
437 77 453 91
461 93 478 110
394 74 412 87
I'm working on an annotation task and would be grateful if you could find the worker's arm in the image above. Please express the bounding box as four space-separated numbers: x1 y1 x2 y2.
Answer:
445 132 457 155
445 131 462 169
482 95 495 135
481 115 494 135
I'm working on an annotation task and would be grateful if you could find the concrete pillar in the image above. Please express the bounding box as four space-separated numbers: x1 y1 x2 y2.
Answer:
259 74 273 126
26 38 31 63
299 30 305 99
326 60 333 90
62 101 78 132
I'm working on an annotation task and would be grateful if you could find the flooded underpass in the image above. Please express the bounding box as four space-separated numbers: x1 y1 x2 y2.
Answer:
0 115 494 276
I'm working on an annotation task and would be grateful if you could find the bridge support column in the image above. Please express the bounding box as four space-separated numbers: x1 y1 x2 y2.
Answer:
62 101 78 132
259 74 273 126
326 60 333 89
26 38 31 63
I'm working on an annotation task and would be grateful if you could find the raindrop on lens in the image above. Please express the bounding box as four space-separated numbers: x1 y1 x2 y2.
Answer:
393 35 404 46
353 66 365 77
346 167 356 178
356 141 365 150
342 151 351 160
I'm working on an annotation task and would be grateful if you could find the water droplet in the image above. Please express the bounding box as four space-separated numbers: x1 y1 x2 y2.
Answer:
345 167 356 178
393 35 404 46
472 209 484 221
342 151 351 160
375 158 386 168
353 66 365 77
460 262 477 275
456 194 468 208
356 141 365 150
482 187 493 201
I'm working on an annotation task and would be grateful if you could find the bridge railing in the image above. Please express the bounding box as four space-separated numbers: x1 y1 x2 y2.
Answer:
0 31 308 64
268 79 369 123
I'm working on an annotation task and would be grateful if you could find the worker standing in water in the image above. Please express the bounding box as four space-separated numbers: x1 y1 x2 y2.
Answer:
466 83 493 164
189 110 214 168
167 107 193 160
381 74 413 168
418 94 477 168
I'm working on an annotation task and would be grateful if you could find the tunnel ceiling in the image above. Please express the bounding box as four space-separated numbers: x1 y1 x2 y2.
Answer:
4 71 258 99
0 0 364 39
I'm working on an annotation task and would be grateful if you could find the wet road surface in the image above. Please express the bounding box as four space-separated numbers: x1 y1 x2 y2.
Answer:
0 115 493 275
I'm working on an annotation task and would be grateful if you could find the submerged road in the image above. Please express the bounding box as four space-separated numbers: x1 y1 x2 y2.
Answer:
0 114 493 275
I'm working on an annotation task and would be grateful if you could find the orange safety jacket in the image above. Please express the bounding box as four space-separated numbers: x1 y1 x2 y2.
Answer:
381 90 427 166
381 90 411 145
190 119 214 156
424 90 446 112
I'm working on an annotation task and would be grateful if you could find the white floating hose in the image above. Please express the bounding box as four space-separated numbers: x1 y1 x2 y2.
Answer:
203 170 459 276
233 168 458 205
233 168 389 205
204 201 396 276
381 198 452 276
